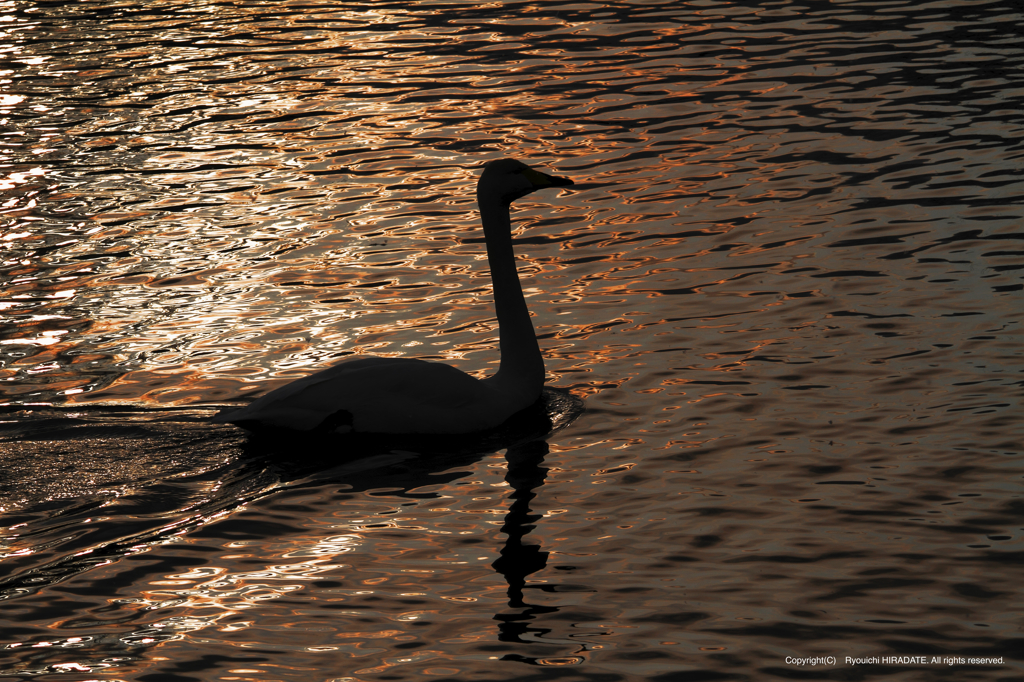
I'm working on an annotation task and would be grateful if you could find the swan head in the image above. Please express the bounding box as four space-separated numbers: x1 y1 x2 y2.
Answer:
477 158 574 205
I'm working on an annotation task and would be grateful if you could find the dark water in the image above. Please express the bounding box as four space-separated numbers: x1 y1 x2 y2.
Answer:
2 0 1022 679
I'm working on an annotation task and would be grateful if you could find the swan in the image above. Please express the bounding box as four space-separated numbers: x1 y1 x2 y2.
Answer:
212 158 574 435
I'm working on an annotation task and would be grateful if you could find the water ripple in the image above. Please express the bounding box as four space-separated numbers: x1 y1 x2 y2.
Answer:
1 0 1022 679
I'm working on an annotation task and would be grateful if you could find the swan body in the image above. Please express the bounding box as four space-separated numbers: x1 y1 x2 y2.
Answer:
213 158 574 435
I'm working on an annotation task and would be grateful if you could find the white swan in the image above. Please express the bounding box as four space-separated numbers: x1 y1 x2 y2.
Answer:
213 158 574 435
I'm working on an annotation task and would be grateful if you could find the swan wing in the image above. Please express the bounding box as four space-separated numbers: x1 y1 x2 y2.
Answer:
214 357 515 434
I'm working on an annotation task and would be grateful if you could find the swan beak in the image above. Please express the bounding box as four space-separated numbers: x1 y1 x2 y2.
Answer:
522 167 574 189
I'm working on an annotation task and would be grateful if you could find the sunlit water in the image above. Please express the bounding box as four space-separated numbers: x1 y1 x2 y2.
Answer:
2 0 1022 679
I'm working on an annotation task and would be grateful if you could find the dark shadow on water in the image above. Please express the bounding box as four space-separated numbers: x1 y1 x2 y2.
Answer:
232 387 581 466
227 387 584 496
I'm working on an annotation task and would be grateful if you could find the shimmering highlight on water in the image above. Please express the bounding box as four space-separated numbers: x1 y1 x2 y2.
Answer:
1 0 1022 679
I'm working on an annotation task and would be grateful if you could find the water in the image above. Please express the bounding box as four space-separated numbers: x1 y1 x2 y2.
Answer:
1 0 1022 679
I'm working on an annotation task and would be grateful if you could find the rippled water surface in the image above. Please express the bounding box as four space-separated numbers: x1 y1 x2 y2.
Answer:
2 0 1022 679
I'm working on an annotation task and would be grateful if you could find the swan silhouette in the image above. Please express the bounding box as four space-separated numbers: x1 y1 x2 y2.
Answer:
213 158 574 435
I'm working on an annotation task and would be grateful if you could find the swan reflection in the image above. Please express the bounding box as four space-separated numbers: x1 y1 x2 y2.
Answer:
493 440 554 635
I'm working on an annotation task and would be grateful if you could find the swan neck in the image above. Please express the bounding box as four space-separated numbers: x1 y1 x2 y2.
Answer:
478 195 544 402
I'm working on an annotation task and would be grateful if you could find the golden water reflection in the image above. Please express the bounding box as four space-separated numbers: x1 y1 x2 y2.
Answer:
2 0 1021 678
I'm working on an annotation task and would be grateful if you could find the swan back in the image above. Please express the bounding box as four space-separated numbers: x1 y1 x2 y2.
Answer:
214 357 526 434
